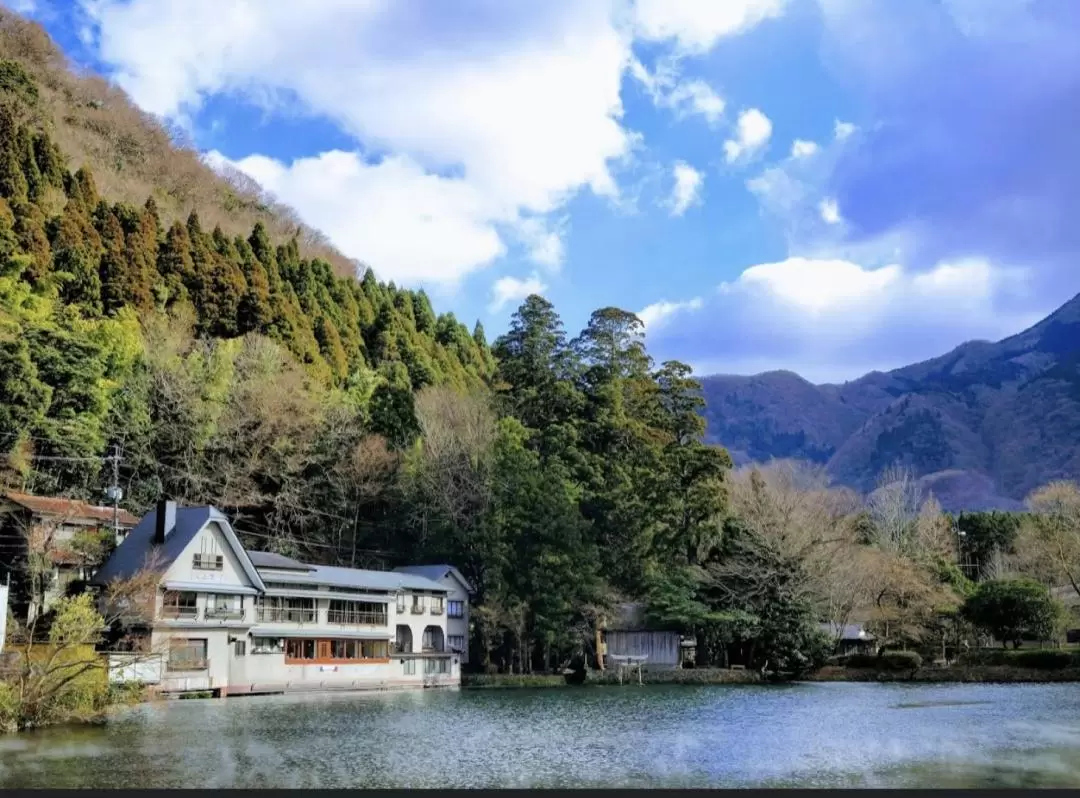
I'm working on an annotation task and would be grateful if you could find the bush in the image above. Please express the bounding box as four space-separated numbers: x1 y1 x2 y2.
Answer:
958 648 1080 670
843 651 922 671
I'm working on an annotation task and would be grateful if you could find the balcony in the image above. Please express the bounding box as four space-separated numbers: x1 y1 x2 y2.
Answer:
410 605 425 615
205 607 246 622
161 606 199 620
327 610 387 626
430 604 444 616
256 607 316 624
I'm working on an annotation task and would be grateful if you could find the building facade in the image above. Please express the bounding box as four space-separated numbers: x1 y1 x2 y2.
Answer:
0 491 139 624
92 501 468 696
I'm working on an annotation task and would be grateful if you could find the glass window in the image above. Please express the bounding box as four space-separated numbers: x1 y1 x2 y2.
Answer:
448 635 466 652
447 600 465 618
234 640 246 657
251 637 284 654
403 659 416 675
168 638 207 670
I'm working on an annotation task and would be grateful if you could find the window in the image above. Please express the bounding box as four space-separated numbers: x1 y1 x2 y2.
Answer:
206 594 243 620
168 638 207 670
327 600 387 626
403 659 416 675
447 600 465 619
192 553 223 570
448 635 466 653
284 638 389 663
234 640 246 657
251 637 284 654
431 597 445 615
161 590 198 620
396 593 407 613
256 596 315 623
411 595 425 614
424 657 449 675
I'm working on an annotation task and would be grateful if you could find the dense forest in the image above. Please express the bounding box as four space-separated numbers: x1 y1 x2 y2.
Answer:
3 55 1080 678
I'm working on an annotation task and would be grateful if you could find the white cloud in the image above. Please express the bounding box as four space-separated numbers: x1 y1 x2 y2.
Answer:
515 216 567 271
650 256 1037 382
84 0 635 286
206 149 505 286
638 297 703 330
834 119 856 140
488 273 548 314
819 197 841 224
667 161 704 216
630 57 725 126
633 0 787 53
790 139 819 158
724 108 772 163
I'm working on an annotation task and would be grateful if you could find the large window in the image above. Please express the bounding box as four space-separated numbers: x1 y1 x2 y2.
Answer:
168 638 207 670
431 596 445 615
206 594 244 620
424 657 450 675
403 659 416 676
284 638 389 663
411 595 425 614
161 590 198 620
255 596 315 623
447 600 465 619
327 600 387 626
448 635 466 653
251 637 284 654
396 593 407 613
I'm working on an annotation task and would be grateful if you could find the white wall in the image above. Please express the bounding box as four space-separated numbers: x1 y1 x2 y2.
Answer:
163 522 255 589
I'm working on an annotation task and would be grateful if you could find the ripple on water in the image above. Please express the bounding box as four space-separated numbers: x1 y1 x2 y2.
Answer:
3 682 1080 788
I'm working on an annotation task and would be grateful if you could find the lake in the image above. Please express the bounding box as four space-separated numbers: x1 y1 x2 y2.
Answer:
4 682 1080 788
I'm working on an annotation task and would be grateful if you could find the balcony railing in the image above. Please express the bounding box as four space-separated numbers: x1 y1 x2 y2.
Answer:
430 604 444 615
161 606 199 620
392 641 412 654
205 607 246 621
166 657 209 672
327 610 387 626
410 605 424 615
255 607 316 624
421 644 445 653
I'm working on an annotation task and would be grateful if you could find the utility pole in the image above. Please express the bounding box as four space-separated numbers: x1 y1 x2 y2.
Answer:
104 445 124 544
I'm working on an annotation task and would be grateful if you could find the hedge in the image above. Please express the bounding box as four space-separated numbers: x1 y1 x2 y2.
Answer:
958 648 1080 670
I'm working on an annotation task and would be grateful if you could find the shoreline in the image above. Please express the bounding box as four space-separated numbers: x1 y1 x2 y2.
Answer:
462 665 1080 689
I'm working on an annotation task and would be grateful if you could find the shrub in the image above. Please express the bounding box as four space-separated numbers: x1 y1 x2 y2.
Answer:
958 648 1080 670
961 578 1064 648
880 650 922 671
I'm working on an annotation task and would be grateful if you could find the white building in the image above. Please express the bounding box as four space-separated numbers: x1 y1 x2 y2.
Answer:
92 501 469 696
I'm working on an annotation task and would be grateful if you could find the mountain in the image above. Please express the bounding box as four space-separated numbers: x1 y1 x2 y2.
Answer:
700 293 1080 510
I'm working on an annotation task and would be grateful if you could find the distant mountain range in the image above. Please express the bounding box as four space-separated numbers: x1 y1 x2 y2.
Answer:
700 293 1080 511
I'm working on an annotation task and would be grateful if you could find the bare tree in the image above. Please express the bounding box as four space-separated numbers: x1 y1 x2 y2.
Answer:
866 464 923 554
1015 481 1080 599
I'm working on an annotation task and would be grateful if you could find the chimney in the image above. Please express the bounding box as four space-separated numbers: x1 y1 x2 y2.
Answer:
154 499 177 546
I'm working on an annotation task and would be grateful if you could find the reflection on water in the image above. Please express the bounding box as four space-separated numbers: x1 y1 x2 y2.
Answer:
3 682 1080 788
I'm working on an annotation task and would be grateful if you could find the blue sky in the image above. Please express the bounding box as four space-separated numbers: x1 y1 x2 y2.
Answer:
18 0 1080 383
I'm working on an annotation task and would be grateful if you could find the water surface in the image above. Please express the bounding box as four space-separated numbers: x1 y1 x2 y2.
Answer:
4 682 1080 788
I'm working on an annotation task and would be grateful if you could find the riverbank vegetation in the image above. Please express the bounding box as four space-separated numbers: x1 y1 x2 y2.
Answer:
1 35 1080 694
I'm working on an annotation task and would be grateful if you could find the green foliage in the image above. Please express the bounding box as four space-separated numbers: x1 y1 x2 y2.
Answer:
957 647 1080 670
845 650 923 671
961 578 1063 647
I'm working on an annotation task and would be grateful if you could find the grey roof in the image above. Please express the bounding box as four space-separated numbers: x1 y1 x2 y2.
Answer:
393 564 473 593
819 622 875 641
256 563 448 593
91 505 265 591
246 551 312 571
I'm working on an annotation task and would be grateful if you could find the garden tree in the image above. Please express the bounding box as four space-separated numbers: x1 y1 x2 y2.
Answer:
961 578 1063 648
0 570 160 732
1014 481 1080 599
955 510 1022 581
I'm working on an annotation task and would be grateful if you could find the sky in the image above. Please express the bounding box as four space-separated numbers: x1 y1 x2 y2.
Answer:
14 0 1080 384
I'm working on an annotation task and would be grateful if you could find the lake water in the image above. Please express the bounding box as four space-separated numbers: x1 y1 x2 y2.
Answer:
4 682 1080 788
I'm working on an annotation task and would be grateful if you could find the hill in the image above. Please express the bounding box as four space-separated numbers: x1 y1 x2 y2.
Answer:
0 10 356 278
701 293 1080 510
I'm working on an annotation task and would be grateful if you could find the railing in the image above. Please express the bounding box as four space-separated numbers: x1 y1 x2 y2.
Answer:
422 644 445 653
161 606 199 620
430 604 444 616
166 657 209 672
410 604 425 615
205 607 246 621
327 610 387 626
255 607 316 624
392 641 413 654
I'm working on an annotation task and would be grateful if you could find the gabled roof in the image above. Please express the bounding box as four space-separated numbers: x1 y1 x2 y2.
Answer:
90 505 265 591
3 491 140 527
259 563 447 593
246 551 312 571
819 622 875 642
393 564 473 593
